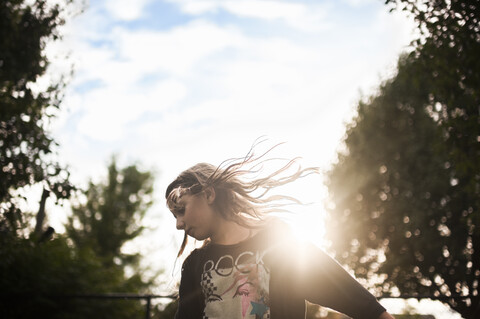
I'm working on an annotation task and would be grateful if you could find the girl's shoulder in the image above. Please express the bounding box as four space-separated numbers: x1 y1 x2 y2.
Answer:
180 247 206 275
262 217 295 242
184 246 208 262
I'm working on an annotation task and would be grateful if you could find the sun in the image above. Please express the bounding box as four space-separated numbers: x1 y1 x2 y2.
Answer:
282 202 327 248
271 168 328 249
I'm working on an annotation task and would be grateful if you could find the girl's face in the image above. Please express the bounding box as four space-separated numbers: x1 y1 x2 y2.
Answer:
173 189 217 241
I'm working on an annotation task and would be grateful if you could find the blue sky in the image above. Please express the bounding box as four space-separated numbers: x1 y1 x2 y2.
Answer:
41 1 465 316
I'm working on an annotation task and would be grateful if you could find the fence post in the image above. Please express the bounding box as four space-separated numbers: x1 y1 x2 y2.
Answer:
145 296 151 319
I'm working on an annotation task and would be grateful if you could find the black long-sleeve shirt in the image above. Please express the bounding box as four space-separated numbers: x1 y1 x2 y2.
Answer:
175 224 386 319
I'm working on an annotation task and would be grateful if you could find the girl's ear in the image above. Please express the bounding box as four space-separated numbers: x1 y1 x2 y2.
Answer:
204 187 216 204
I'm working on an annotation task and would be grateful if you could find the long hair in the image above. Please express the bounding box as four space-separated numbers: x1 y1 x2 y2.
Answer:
165 142 319 256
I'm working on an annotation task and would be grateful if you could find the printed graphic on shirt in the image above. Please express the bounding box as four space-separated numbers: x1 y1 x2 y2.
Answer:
200 250 270 319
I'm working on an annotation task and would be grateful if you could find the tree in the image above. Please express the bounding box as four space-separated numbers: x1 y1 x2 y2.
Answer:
385 0 480 213
0 0 75 236
326 54 479 319
1 155 155 319
384 0 480 284
1 2 157 317
326 1 480 317
0 232 148 319
66 157 154 273
389 0 479 316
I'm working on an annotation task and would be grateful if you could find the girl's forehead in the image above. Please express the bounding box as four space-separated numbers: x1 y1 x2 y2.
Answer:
167 184 202 209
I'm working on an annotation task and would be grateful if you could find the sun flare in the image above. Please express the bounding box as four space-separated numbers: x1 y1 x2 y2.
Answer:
282 203 327 249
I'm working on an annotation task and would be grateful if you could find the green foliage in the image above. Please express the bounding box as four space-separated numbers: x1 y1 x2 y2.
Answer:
326 53 453 292
0 156 157 318
0 233 146 319
385 0 479 47
327 54 479 317
327 1 480 317
66 157 154 270
1 1 158 317
1 155 156 318
0 0 74 235
386 0 480 224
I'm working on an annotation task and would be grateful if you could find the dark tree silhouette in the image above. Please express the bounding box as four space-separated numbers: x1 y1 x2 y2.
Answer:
0 0 75 235
66 157 154 271
326 1 480 316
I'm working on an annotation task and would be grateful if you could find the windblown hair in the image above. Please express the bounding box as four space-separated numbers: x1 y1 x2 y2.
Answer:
165 144 319 256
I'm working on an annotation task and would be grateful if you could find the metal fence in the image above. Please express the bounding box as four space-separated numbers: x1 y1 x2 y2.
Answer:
6 293 478 318
4 292 177 319
60 293 177 319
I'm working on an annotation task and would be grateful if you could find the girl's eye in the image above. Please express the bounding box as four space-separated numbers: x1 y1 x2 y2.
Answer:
174 207 185 216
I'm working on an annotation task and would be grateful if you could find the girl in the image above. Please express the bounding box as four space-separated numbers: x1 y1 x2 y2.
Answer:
166 148 395 319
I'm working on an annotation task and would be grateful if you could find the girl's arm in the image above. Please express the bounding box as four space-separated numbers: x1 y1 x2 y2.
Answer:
378 311 396 319
270 239 389 319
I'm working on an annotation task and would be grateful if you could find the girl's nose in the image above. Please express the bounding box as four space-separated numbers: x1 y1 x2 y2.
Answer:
176 217 185 230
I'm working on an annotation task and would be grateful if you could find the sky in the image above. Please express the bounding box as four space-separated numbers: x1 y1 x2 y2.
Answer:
40 0 461 317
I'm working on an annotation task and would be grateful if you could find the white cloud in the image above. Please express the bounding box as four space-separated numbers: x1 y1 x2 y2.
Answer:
223 1 330 32
64 20 247 141
172 0 218 15
169 0 330 32
74 78 186 141
65 19 329 142
60 0 415 152
342 0 376 6
104 0 154 21
116 20 247 76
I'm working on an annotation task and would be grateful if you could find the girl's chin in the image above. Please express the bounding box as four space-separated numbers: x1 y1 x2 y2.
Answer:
189 231 208 241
